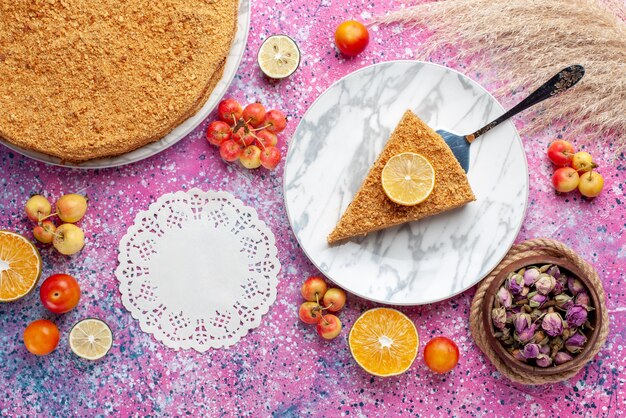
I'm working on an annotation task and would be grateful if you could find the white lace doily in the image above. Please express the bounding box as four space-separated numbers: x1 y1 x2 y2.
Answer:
115 189 280 351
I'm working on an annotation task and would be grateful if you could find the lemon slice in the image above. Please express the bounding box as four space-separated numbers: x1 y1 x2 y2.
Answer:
69 318 113 360
349 308 419 377
257 35 300 79
381 152 435 206
0 231 42 302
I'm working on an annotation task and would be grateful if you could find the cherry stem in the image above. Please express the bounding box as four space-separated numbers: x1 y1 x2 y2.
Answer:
250 124 271 132
38 212 58 223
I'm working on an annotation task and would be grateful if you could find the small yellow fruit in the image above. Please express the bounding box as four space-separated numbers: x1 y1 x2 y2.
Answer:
578 171 604 198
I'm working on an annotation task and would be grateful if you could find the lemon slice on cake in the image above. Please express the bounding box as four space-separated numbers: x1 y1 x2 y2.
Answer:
381 152 435 206
257 35 301 79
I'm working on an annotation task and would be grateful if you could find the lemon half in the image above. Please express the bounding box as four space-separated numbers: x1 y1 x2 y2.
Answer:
257 35 300 79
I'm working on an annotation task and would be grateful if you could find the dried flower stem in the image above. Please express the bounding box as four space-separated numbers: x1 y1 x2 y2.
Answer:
371 0 626 155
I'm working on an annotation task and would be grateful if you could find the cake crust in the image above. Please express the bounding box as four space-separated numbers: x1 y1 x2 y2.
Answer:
0 0 238 162
327 110 476 244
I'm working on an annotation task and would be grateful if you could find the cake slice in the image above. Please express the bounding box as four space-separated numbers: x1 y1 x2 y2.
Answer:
327 110 476 244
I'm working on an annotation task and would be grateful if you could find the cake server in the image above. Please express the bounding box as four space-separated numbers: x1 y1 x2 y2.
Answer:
437 65 585 173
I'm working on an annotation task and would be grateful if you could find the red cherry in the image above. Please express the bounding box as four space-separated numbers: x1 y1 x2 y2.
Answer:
256 130 278 148
265 110 287 133
243 103 267 128
260 146 281 170
206 121 232 146
219 139 243 162
217 98 243 124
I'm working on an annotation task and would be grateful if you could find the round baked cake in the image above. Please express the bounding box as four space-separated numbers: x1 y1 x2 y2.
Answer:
0 0 238 162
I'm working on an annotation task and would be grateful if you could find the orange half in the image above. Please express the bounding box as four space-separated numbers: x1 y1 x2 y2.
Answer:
0 231 42 302
349 308 419 377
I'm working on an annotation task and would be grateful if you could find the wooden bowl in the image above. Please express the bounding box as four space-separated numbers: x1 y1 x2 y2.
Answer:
481 255 603 376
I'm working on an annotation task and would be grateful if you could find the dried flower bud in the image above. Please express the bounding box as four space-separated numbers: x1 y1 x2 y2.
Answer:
555 294 573 309
532 330 549 346
552 279 564 295
517 323 537 344
547 265 561 279
506 273 525 295
541 312 564 337
523 268 541 286
565 305 588 327
511 349 527 362
522 343 540 359
514 313 532 334
539 344 550 355
496 286 513 309
567 277 585 295
535 273 556 295
492 307 507 330
565 332 587 353
554 351 574 365
528 292 547 308
520 286 530 297
550 336 564 353
575 292 590 307
536 353 553 367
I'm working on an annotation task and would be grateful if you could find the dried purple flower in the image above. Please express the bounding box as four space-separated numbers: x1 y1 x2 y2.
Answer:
496 287 513 309
567 277 585 295
528 292 548 308
554 351 574 365
506 273 525 295
523 268 541 286
514 313 532 335
517 323 537 344
492 307 507 330
535 273 556 295
547 265 561 279
539 344 551 355
575 292 590 307
565 332 588 353
522 343 540 359
552 279 564 295
536 353 553 367
541 312 564 337
565 305 588 328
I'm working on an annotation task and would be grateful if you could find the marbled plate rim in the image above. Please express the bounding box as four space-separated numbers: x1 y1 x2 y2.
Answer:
283 60 529 306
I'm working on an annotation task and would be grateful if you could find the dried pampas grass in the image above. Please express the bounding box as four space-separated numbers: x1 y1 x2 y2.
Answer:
372 0 626 152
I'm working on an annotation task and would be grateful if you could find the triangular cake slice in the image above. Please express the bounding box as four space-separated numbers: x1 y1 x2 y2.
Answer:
327 110 476 244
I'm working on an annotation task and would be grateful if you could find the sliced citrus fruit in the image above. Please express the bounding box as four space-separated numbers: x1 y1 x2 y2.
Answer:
0 231 42 302
349 308 419 377
381 152 435 206
257 35 300 79
69 318 113 360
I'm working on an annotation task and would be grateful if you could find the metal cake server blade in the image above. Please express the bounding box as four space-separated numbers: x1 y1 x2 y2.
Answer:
438 65 585 173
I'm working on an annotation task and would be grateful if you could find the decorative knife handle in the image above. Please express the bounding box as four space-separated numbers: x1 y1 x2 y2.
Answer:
466 65 585 143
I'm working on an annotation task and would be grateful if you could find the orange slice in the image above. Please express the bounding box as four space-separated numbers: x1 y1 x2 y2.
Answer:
349 308 419 377
381 152 435 206
0 231 42 302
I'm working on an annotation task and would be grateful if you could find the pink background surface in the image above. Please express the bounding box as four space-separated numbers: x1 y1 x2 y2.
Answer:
1 0 625 416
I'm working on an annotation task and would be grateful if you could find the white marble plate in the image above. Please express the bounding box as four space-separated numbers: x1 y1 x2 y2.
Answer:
284 61 528 305
0 0 250 169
